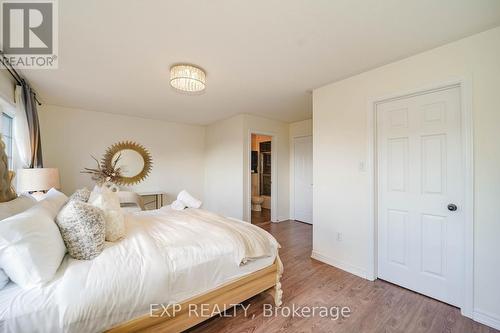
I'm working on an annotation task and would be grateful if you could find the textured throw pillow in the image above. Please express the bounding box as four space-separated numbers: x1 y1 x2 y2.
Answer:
56 200 105 260
69 188 91 202
89 186 125 242
0 203 66 288
0 195 37 221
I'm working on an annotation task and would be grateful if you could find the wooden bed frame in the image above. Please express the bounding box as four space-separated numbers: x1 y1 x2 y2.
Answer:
108 255 283 333
0 138 283 333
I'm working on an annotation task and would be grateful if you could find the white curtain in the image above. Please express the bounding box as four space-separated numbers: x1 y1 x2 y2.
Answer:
13 85 31 168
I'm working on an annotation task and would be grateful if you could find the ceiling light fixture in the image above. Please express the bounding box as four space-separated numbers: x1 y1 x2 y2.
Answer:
170 64 206 93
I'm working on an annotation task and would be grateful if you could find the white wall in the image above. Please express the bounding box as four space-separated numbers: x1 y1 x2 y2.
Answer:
204 114 290 222
313 26 500 327
204 115 245 219
289 119 312 219
0 70 15 105
34 102 294 223
39 105 206 203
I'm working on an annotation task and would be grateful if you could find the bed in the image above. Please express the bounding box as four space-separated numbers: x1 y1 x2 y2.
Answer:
0 136 282 332
0 206 282 333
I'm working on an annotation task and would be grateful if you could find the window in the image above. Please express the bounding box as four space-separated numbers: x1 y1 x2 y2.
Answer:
0 111 14 170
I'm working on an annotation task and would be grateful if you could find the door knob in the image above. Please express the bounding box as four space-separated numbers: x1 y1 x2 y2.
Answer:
447 204 458 211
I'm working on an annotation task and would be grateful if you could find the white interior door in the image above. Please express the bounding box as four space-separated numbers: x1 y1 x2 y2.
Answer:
377 87 464 306
294 136 313 224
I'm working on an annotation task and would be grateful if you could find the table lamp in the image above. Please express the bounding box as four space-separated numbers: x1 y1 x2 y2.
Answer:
16 168 61 201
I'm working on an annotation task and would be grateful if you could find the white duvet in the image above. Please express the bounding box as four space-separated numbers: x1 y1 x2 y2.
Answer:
0 207 279 333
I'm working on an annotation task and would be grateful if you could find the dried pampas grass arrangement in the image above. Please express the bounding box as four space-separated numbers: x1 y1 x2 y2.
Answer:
0 135 16 203
81 154 123 186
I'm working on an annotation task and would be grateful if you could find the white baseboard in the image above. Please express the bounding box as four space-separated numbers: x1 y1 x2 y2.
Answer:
473 309 500 330
311 251 368 280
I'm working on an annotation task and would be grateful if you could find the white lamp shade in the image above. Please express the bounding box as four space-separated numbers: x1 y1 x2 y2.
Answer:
16 168 61 193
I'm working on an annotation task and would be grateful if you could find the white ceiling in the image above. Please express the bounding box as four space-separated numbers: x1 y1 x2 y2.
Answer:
22 0 500 125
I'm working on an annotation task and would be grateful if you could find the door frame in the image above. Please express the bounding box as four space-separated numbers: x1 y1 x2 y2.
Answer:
366 78 474 318
246 130 278 222
291 135 313 223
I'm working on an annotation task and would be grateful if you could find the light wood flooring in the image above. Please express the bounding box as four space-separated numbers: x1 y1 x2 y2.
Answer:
189 220 498 333
251 208 271 224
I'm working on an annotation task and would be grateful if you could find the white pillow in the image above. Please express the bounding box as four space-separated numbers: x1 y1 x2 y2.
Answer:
0 203 66 288
177 190 202 209
171 200 186 211
0 269 9 289
0 195 37 221
38 188 68 218
89 186 125 242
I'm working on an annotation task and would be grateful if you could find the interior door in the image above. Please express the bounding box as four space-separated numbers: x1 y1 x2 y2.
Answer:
294 136 313 224
377 86 464 306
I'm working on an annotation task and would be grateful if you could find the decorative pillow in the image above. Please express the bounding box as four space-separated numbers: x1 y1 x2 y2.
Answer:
0 203 66 288
171 200 186 210
69 188 91 203
89 186 125 242
0 269 9 289
177 190 202 209
38 188 68 218
56 200 105 260
0 195 36 221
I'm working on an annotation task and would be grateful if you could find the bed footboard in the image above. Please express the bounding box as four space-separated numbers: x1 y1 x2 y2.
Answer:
267 254 283 307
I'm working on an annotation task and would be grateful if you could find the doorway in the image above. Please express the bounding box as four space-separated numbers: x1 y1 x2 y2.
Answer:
374 84 469 308
250 134 273 224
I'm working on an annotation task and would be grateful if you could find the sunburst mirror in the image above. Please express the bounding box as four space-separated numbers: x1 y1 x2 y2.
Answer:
101 141 152 186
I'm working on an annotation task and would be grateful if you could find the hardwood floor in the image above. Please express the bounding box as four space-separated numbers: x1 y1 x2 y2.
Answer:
189 220 498 333
251 208 271 224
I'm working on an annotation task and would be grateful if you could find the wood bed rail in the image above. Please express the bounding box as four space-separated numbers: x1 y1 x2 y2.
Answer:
108 256 283 333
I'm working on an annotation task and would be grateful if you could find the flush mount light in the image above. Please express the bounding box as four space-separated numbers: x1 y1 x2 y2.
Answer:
170 64 206 93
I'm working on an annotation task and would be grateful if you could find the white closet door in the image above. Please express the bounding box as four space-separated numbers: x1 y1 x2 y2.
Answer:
294 136 313 224
377 87 464 306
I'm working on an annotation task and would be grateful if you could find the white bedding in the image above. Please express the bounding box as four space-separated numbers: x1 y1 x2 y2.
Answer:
0 207 279 333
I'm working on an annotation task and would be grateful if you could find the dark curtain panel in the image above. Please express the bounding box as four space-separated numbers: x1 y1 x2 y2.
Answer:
21 81 43 168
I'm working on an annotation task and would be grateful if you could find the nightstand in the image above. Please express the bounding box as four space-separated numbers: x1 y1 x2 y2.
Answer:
139 191 166 210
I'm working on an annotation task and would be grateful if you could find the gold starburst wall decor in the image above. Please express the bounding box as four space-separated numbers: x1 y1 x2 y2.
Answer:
100 141 153 186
